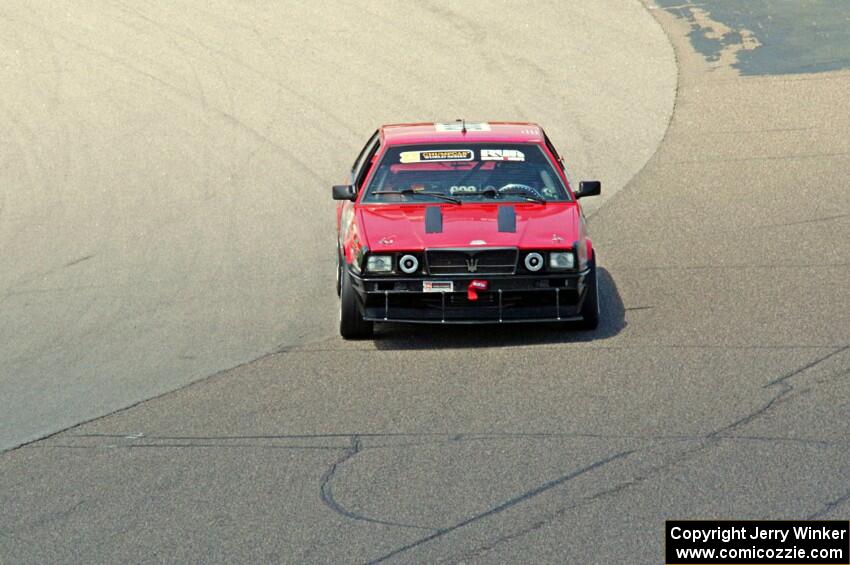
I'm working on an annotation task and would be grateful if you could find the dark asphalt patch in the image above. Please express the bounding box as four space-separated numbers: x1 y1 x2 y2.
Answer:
657 0 850 75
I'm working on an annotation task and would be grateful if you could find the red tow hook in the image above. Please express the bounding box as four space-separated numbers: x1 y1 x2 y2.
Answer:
467 279 489 301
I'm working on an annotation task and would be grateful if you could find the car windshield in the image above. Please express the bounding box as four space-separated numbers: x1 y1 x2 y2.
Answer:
362 143 571 204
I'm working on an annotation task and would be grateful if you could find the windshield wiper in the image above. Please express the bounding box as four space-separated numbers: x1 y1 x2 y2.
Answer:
453 188 547 204
372 189 461 205
497 189 546 204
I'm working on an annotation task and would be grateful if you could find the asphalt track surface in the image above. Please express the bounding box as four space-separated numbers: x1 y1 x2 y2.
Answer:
2 2 849 564
0 0 674 452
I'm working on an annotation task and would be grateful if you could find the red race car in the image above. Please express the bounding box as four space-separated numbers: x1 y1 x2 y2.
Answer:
333 121 602 339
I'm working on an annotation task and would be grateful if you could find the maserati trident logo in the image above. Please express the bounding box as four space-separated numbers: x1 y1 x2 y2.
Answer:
465 258 479 273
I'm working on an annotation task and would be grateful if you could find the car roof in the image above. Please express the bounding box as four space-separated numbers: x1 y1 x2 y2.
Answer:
379 121 545 146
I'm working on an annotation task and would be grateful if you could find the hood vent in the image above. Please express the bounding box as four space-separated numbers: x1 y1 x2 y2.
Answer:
425 206 443 233
497 205 516 233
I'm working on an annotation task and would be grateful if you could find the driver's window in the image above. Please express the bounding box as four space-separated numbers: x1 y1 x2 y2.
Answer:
354 139 380 190
350 130 378 186
542 131 563 167
543 133 575 191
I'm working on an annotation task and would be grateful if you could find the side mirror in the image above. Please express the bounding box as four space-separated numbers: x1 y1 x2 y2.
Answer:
575 180 601 199
332 184 356 201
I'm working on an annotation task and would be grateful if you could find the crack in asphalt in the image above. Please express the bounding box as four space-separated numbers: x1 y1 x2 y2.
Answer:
319 435 434 532
31 444 347 450
709 346 849 438
5 344 846 561
16 346 843 561
764 346 849 388
438 477 646 564
28 500 86 530
614 262 850 272
52 431 848 448
258 343 850 356
657 347 848 474
432 347 850 562
6 350 846 561
753 213 850 230
807 489 850 519
366 449 634 564
706 383 794 441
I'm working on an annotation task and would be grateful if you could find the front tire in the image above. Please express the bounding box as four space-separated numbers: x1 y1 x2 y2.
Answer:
579 255 600 330
335 248 342 297
339 269 373 339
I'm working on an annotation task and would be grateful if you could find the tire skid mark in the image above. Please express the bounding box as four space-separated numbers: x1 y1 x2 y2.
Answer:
111 0 359 137
106 1 211 113
0 10 324 184
28 3 73 189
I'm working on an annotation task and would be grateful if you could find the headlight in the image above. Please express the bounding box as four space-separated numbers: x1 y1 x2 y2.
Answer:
366 254 393 273
549 251 575 270
524 252 544 272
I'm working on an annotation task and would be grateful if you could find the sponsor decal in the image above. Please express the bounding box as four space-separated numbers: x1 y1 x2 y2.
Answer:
399 149 474 164
481 149 525 161
423 281 453 293
435 122 491 132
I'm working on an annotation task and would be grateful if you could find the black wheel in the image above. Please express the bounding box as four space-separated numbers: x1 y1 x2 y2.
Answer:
579 255 600 330
339 269 373 339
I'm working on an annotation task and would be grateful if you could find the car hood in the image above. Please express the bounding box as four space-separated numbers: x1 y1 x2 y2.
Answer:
357 202 580 250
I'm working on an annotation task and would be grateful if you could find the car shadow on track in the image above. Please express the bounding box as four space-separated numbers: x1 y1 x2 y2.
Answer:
372 267 626 350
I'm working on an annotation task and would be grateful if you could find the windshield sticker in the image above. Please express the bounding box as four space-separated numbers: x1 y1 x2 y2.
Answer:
449 185 477 194
435 122 491 132
481 149 525 161
399 149 474 163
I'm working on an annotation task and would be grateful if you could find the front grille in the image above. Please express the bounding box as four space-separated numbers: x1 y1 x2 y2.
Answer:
426 248 518 275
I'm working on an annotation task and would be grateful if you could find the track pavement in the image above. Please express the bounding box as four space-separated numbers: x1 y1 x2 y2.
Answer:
2 1 849 564
0 0 674 452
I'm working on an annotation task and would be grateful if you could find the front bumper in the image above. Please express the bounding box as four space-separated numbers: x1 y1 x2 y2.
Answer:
349 270 591 324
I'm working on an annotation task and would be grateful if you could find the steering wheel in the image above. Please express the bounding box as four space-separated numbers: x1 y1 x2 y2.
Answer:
497 183 544 199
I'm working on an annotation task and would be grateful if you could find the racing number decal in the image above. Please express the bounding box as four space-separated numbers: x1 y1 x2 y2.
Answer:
481 149 525 161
